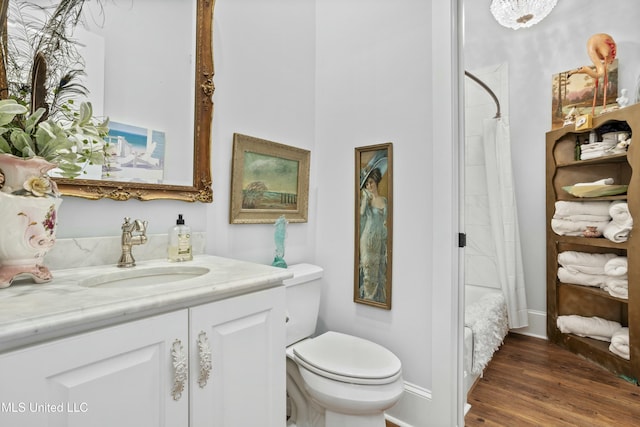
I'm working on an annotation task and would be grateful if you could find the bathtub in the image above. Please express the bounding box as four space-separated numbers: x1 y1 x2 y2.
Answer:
465 284 501 306
464 284 508 396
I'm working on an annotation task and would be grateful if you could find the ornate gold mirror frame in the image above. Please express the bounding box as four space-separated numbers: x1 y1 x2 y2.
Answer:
0 0 214 202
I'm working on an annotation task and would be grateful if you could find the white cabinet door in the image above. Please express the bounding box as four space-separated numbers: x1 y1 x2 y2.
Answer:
190 287 286 427
0 310 189 427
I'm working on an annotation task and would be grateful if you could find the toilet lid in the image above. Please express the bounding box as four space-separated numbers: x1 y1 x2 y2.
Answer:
292 331 402 385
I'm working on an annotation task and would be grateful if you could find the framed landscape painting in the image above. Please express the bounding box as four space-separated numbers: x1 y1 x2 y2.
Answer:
230 133 310 224
551 59 619 129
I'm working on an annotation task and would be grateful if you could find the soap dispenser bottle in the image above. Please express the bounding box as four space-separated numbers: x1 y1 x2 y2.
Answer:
168 214 193 262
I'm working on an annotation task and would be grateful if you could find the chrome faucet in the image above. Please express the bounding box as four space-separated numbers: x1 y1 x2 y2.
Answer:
118 217 148 268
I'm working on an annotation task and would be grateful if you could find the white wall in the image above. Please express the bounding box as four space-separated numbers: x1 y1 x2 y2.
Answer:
208 0 317 264
463 1 640 332
315 0 432 390
315 2 461 424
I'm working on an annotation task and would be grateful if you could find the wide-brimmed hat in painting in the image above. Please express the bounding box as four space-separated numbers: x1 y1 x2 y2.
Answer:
360 150 388 189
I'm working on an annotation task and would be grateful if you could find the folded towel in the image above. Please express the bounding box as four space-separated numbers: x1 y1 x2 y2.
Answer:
554 201 612 218
558 267 608 288
581 148 627 158
558 251 616 275
552 219 609 236
603 221 631 243
604 256 628 277
580 142 617 160
609 327 630 360
555 214 612 222
581 150 612 160
574 178 615 186
557 315 622 342
604 277 629 299
581 141 617 152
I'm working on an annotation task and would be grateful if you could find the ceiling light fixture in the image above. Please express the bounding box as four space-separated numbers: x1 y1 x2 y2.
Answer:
490 0 558 30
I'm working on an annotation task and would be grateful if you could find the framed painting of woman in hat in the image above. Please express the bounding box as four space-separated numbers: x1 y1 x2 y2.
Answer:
354 143 393 309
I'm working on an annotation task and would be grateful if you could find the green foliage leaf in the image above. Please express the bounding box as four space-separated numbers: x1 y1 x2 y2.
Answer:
0 99 28 126
0 136 13 154
24 108 47 134
0 99 29 114
10 129 35 155
77 101 92 126
54 161 83 179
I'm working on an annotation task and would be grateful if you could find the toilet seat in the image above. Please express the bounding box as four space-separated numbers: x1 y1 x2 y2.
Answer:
292 331 402 385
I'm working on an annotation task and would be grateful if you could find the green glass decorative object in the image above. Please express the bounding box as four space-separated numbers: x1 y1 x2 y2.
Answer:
271 215 288 268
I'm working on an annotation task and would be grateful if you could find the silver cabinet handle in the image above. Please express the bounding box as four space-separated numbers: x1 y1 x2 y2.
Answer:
171 339 188 400
197 331 212 388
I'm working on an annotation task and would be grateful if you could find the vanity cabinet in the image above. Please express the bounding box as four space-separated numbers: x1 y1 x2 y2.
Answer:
0 286 285 427
0 310 189 426
190 286 285 426
546 103 640 381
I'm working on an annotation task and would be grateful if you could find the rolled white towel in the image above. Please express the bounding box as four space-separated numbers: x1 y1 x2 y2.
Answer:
558 251 616 275
609 327 630 360
610 147 629 155
558 267 608 288
604 277 629 299
554 201 612 218
556 315 621 342
609 201 632 226
574 178 615 186
603 221 631 243
604 256 628 277
551 219 609 237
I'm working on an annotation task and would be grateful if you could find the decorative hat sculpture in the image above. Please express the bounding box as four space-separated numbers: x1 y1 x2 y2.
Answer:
568 33 617 116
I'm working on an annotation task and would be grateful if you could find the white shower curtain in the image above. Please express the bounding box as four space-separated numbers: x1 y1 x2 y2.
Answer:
482 117 528 328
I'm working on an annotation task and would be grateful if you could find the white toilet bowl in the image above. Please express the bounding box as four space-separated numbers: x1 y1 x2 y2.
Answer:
283 265 403 427
286 331 403 427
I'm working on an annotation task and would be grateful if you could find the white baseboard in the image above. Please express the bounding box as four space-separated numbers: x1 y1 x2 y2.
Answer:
511 309 547 339
385 381 432 427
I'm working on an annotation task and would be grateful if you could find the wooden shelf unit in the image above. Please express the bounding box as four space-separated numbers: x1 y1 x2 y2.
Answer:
546 103 640 382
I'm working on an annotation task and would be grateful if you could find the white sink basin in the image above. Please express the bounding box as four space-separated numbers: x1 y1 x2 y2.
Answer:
79 266 210 288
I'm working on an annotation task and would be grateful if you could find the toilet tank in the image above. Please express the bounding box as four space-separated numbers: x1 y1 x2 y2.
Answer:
283 264 324 346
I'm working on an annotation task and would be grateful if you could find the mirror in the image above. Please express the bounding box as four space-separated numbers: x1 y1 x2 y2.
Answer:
0 0 214 202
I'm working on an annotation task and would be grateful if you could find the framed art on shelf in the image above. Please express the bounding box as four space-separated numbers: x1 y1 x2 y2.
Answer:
354 143 393 310
551 59 618 130
230 133 310 224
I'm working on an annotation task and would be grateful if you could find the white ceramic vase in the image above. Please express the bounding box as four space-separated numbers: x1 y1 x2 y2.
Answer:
0 154 62 288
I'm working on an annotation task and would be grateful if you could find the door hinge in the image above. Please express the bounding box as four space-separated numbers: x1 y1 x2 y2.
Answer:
458 233 466 248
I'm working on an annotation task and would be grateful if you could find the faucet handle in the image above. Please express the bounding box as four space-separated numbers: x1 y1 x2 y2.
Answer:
133 219 148 233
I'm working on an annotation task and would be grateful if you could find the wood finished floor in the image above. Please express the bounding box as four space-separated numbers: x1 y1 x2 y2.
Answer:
465 333 640 426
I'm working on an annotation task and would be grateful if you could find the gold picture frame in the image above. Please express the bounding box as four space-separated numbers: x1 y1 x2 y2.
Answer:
354 143 393 310
230 133 310 224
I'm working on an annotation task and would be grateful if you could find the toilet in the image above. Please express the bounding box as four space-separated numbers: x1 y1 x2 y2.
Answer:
284 264 403 427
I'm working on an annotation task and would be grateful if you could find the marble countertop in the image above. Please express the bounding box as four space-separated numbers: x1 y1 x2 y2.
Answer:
0 255 292 352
